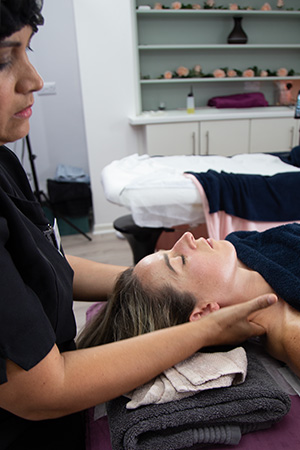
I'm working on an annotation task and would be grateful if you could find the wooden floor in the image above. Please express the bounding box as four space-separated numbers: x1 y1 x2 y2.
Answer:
61 231 133 333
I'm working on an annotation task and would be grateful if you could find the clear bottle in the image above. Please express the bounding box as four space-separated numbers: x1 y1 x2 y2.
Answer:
187 87 195 114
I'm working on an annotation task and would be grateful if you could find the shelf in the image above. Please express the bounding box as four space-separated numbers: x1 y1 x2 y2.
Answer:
134 0 300 113
140 76 300 84
139 44 300 50
136 10 300 17
129 106 297 125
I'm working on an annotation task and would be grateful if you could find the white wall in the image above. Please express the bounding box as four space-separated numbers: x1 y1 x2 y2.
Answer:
73 0 140 232
12 0 136 231
13 0 89 197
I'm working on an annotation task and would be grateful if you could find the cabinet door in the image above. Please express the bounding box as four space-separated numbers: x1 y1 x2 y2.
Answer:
200 120 249 156
249 118 298 153
145 122 199 156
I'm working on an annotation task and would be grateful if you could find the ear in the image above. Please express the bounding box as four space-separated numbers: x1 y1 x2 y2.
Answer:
189 302 220 322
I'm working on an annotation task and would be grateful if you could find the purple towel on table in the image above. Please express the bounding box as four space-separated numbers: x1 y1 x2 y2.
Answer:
207 92 268 108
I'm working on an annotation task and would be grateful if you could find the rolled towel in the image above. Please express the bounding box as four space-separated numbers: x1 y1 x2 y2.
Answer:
207 92 268 108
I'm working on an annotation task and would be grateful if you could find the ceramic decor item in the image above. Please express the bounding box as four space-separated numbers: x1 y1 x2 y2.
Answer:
227 17 248 44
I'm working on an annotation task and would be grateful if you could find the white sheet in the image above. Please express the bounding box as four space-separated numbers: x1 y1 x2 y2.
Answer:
101 153 300 228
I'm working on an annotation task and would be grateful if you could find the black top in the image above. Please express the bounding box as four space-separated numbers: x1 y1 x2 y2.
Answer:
0 146 85 449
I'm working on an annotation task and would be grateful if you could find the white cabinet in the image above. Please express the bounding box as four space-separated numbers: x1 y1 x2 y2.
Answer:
249 118 298 153
137 110 300 156
146 122 199 156
200 120 249 156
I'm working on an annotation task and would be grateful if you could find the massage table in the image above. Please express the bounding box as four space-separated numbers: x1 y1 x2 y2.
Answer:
84 305 300 450
101 149 300 261
86 383 300 450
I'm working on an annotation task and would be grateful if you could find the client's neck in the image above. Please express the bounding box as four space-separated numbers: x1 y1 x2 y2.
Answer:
233 260 276 305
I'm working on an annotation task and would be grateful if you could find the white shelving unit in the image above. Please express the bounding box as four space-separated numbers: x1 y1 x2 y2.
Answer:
134 1 300 110
131 1 300 155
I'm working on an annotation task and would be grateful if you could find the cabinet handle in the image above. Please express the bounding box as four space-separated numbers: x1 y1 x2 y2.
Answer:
290 127 295 149
192 132 196 155
205 131 209 155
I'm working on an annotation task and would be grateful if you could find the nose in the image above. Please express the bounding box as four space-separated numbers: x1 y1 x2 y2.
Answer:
172 232 197 252
16 57 44 95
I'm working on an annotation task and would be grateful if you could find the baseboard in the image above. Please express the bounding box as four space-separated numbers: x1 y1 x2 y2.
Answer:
92 222 115 235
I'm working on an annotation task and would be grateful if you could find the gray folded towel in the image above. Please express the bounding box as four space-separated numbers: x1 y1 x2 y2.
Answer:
107 346 291 450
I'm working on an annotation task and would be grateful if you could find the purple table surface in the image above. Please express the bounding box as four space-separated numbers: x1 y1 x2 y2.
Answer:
208 395 300 450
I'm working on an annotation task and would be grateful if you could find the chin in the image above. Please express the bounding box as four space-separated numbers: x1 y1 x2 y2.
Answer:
8 129 29 144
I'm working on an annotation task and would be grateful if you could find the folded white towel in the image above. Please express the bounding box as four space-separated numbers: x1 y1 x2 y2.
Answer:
126 347 247 409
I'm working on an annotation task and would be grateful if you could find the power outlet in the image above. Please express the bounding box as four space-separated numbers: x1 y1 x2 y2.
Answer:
38 81 57 96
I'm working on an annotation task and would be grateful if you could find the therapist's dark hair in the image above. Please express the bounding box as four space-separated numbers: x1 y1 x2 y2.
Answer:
76 267 198 348
0 0 44 40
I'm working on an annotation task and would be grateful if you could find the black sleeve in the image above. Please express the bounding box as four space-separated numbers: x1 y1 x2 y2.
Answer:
0 216 56 384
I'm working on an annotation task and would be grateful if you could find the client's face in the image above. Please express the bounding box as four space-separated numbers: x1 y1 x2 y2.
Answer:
0 26 43 145
134 232 239 305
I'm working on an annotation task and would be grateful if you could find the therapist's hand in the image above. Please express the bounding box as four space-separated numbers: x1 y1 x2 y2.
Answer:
199 294 277 347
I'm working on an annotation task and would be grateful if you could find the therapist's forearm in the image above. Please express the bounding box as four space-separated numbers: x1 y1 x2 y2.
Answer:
66 254 127 301
0 295 275 421
2 295 275 420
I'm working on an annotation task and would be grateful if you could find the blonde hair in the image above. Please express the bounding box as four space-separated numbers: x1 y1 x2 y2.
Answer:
76 267 197 348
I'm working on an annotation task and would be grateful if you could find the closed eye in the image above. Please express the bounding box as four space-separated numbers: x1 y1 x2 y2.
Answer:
181 255 186 265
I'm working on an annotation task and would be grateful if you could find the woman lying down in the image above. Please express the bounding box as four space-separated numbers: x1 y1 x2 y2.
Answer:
78 222 300 378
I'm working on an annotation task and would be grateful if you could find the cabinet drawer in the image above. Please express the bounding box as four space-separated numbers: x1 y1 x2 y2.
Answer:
200 120 249 156
145 122 199 156
250 118 298 153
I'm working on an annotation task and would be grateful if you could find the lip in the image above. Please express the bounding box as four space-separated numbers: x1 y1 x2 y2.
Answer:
198 237 213 249
14 105 33 119
206 238 213 249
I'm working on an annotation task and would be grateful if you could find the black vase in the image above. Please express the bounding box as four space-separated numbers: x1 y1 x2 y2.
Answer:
227 17 248 44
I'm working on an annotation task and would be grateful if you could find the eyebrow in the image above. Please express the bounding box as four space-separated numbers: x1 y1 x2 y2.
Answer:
0 41 22 48
163 253 177 274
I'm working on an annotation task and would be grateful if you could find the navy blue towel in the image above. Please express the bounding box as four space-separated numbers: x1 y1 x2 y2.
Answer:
187 169 300 222
227 223 300 311
279 145 300 167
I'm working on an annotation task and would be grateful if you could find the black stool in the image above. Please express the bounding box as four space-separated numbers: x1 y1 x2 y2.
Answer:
113 215 174 264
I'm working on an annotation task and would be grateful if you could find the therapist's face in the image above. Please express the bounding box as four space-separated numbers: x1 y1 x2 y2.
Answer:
0 26 43 145
134 232 239 306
